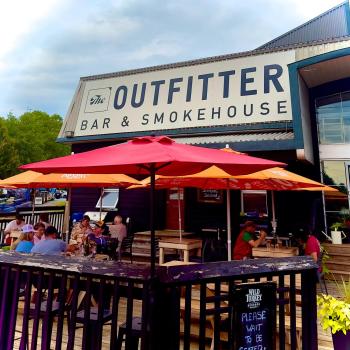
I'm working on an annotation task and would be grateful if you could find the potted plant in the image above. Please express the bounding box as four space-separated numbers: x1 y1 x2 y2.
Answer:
330 222 346 244
331 222 344 231
317 277 350 349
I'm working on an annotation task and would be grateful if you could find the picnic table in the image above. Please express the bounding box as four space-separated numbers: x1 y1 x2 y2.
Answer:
158 237 202 265
252 246 299 258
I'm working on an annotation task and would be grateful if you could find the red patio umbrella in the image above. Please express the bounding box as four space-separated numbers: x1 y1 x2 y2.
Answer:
20 135 285 273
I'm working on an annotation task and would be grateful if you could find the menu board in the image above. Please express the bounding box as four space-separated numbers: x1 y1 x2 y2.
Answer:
197 189 223 203
233 282 276 350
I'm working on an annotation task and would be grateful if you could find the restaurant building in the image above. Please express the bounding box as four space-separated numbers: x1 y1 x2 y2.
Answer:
58 1 350 238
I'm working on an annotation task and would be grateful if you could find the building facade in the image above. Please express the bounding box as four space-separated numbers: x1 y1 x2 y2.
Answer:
58 1 350 236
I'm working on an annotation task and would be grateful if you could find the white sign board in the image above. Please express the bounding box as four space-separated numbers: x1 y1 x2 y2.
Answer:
34 197 43 205
74 50 295 137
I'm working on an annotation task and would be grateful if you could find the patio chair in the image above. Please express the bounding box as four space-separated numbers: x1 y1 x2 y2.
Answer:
201 236 228 262
70 288 114 349
116 233 135 263
116 316 142 350
180 284 230 350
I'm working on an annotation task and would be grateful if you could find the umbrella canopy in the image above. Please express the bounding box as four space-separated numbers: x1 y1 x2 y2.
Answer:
20 136 284 176
20 135 285 273
137 166 326 190
0 170 42 187
0 171 141 232
0 171 140 188
235 167 331 190
296 185 339 192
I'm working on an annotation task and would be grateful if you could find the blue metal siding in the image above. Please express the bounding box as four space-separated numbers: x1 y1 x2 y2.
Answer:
258 2 350 50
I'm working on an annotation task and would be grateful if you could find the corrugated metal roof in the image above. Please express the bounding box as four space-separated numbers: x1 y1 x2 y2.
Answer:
77 3 350 83
175 132 294 145
258 1 350 50
80 35 350 83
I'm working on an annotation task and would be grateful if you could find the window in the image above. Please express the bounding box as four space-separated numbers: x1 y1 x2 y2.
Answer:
322 161 348 192
321 161 349 228
241 190 268 218
316 92 350 144
95 189 119 209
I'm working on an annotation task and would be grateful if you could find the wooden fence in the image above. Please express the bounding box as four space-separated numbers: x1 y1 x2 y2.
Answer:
0 253 318 350
0 206 66 242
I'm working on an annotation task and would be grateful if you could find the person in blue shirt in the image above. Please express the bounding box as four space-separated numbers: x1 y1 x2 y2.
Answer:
15 224 35 253
31 226 74 255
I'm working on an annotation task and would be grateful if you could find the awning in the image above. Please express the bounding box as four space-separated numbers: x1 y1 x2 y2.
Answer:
174 131 294 145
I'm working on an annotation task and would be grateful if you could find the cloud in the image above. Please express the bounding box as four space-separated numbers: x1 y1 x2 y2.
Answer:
0 0 343 117
0 0 62 62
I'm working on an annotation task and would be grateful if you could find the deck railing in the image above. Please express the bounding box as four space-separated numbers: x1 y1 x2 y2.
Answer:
0 252 318 350
0 207 66 243
156 256 318 350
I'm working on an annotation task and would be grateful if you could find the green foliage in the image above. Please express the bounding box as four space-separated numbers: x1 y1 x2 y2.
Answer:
318 276 350 334
0 111 70 178
330 222 344 231
317 294 350 334
0 118 20 178
320 245 330 275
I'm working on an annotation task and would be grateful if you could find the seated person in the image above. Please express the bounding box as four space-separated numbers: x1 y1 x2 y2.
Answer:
109 215 127 242
70 215 92 245
87 221 108 254
15 224 34 253
31 226 75 255
233 221 267 260
298 227 321 266
3 214 25 245
100 221 110 236
33 222 46 244
38 213 51 229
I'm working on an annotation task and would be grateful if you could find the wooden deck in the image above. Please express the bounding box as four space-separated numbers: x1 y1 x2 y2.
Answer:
12 285 335 350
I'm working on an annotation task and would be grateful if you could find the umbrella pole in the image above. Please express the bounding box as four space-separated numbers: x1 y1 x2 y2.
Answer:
178 188 182 242
31 188 35 224
226 186 232 261
150 165 156 277
271 190 277 234
63 189 72 243
100 188 104 221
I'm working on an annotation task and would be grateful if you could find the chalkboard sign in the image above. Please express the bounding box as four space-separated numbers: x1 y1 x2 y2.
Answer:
197 189 223 203
233 282 276 350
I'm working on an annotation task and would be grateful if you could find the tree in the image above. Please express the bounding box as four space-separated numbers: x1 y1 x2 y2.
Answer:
0 118 20 178
3 111 70 176
5 111 70 169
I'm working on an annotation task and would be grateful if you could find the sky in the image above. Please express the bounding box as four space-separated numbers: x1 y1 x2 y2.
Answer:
0 0 344 118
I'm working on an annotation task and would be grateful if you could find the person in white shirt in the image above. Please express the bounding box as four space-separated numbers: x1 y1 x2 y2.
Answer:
109 215 127 242
4 214 25 235
3 214 25 245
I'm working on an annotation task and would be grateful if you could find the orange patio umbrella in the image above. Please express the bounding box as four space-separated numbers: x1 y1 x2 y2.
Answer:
0 171 141 227
0 170 43 187
295 185 339 192
0 171 140 188
137 166 331 260
235 167 340 234
235 167 333 189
